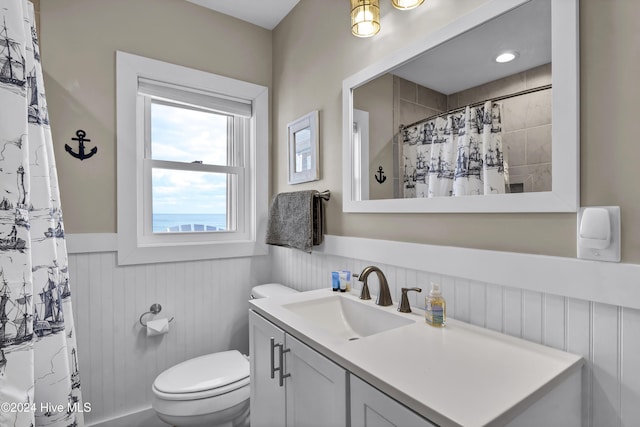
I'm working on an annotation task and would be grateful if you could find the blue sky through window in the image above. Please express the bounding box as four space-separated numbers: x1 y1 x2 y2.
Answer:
151 102 229 215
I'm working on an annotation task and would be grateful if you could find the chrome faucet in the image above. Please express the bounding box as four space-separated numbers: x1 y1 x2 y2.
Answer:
356 266 393 306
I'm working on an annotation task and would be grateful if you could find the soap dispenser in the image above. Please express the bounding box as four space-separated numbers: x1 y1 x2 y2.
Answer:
425 283 446 327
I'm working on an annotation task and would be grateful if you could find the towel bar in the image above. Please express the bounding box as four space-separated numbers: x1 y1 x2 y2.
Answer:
314 190 330 201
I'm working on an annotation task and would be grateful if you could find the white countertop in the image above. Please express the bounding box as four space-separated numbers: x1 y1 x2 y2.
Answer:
249 289 583 427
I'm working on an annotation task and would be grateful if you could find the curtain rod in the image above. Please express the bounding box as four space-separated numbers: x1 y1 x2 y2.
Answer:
399 84 552 131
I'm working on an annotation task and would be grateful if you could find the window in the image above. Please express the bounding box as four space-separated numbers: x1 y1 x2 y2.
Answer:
144 96 245 236
116 52 268 265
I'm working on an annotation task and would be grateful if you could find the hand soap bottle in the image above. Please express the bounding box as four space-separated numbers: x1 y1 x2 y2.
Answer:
425 283 446 327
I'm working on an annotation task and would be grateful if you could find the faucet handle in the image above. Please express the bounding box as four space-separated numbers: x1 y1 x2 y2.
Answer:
398 287 422 313
353 272 371 300
359 282 371 300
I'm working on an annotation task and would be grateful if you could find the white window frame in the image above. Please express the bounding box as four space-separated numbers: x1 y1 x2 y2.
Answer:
116 51 268 265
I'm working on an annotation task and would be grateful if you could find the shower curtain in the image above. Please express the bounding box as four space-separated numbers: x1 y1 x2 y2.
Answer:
402 101 508 198
0 1 84 426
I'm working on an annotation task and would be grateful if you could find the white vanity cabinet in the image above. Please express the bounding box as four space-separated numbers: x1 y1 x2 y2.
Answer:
249 310 347 427
251 308 435 427
351 374 436 427
250 290 583 427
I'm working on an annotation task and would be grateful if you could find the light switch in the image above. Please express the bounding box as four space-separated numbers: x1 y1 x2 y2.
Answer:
577 206 620 262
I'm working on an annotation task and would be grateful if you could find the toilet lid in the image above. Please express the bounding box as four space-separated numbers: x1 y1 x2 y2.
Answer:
154 350 249 395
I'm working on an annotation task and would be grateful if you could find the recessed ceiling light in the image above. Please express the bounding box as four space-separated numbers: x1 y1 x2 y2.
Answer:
495 51 518 63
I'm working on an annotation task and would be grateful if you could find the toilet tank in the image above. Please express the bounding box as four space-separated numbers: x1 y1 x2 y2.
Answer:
250 283 298 299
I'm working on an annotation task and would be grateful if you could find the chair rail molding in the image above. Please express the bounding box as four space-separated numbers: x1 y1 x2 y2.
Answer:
67 233 117 254
313 235 640 311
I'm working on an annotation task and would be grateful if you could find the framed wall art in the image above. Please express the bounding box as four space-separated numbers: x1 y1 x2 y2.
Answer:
288 110 319 184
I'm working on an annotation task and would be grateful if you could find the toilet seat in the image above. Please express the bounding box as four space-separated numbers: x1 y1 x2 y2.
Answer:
153 350 249 401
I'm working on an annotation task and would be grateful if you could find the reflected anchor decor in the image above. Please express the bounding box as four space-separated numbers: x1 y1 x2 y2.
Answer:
65 129 97 161
374 166 386 184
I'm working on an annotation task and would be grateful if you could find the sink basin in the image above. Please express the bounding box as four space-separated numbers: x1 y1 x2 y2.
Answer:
282 294 414 341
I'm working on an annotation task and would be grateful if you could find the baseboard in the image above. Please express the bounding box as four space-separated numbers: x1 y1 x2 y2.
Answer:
87 406 164 427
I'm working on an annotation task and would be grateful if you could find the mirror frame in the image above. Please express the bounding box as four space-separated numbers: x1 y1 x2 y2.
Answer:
342 0 579 213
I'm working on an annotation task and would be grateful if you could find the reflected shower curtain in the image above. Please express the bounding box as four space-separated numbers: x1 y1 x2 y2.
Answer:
0 2 84 426
402 101 508 198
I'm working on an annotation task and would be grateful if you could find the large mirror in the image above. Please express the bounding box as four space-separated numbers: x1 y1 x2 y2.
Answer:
342 0 579 213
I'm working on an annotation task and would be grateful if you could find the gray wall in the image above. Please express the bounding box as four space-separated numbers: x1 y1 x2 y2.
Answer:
353 74 394 200
41 0 272 234
272 0 640 264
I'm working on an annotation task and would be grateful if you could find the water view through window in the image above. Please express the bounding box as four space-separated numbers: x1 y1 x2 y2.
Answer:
150 102 231 233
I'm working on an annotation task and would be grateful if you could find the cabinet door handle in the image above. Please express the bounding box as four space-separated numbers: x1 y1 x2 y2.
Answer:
270 337 291 387
278 345 291 387
270 337 279 379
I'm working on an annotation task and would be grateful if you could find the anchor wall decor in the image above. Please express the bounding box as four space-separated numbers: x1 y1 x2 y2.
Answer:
374 166 387 184
65 129 97 161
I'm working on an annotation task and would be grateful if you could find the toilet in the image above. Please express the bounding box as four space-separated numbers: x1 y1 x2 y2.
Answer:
151 283 298 427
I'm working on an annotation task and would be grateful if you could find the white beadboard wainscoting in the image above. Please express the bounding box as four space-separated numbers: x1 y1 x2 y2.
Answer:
67 234 640 427
67 245 270 426
271 236 640 427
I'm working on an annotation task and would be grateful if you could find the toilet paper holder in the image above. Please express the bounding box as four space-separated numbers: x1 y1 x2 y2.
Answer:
139 303 175 327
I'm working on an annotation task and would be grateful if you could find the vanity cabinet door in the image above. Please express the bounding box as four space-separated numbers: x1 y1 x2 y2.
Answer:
350 374 436 427
285 334 348 427
249 310 286 427
250 311 348 427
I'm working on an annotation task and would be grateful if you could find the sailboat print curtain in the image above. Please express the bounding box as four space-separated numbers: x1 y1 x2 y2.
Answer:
0 1 84 426
403 101 508 198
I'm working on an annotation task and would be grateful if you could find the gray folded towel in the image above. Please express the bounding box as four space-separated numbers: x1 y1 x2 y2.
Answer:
266 190 324 253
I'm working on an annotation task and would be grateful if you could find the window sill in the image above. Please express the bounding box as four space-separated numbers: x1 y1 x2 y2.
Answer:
66 233 268 264
116 237 268 265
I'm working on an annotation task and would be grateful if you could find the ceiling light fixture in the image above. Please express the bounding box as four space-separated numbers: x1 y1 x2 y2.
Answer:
351 0 381 38
391 0 425 10
495 51 519 63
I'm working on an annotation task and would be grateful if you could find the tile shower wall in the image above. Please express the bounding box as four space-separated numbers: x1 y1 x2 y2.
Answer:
394 75 448 130
448 64 553 193
271 244 640 427
68 252 270 425
395 64 552 194
393 76 448 197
